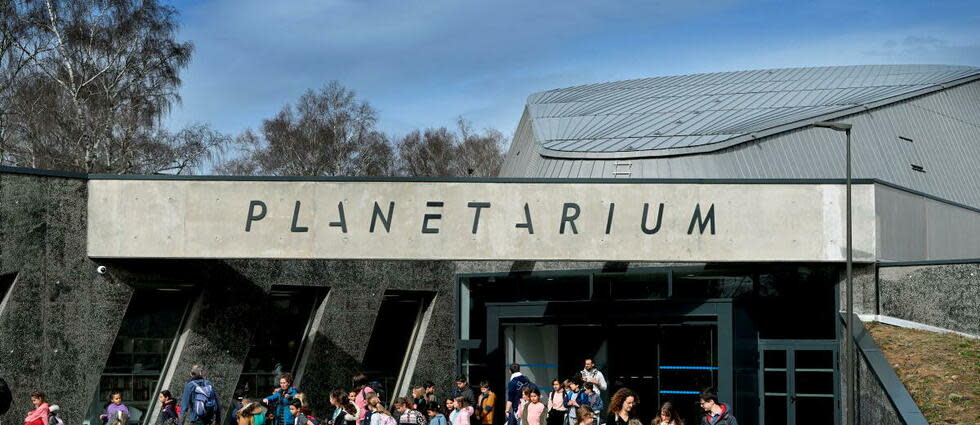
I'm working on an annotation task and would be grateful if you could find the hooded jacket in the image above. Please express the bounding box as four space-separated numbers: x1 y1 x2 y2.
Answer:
700 403 737 425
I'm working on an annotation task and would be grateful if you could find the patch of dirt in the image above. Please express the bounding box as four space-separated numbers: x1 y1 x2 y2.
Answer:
867 322 980 425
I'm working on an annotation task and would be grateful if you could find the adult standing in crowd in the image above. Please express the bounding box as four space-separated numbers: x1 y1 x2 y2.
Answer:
604 389 637 425
505 364 533 425
579 360 606 397
698 389 736 425
264 373 299 425
180 364 221 425
23 391 49 425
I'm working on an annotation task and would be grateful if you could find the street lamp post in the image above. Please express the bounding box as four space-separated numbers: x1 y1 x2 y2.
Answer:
812 121 854 425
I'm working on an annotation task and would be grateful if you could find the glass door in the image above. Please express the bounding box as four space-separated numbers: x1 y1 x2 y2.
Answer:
759 341 838 425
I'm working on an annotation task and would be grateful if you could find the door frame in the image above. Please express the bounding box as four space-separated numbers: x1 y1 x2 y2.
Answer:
484 300 735 405
758 339 840 425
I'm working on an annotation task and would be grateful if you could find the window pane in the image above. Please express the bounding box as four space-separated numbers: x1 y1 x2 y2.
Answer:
795 371 834 395
672 270 753 298
795 350 833 370
89 289 191 425
237 287 323 398
764 395 787 425
764 350 786 369
598 272 668 300
362 291 432 392
794 397 835 425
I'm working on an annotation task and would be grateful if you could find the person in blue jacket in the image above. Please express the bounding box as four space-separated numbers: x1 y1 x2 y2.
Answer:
180 365 222 425
264 373 300 425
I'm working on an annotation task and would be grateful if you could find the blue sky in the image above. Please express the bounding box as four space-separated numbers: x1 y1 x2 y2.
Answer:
163 0 980 141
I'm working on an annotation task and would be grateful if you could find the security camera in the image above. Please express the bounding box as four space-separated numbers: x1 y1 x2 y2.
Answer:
96 265 107 275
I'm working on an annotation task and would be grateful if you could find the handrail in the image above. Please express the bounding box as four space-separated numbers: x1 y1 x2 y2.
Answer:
846 314 928 425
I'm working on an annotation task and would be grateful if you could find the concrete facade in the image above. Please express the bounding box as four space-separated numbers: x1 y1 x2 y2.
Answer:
0 171 462 424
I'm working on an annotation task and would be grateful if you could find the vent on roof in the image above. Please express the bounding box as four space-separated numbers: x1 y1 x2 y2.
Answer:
911 164 926 173
613 161 632 178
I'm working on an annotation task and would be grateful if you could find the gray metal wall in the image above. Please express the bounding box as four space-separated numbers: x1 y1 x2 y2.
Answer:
875 184 980 262
502 80 980 209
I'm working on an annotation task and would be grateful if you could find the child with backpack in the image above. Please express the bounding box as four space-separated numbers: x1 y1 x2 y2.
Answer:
160 390 180 425
180 365 221 425
366 394 396 425
48 404 65 425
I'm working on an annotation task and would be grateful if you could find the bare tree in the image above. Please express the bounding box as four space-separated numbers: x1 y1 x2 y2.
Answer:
218 81 396 177
395 117 505 177
0 0 223 174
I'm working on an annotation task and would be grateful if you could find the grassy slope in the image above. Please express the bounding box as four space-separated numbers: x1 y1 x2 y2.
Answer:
867 323 980 425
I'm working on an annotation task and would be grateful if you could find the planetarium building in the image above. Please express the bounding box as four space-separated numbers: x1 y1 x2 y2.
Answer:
1 65 978 425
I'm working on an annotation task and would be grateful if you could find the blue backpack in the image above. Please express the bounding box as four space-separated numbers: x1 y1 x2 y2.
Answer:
192 380 218 420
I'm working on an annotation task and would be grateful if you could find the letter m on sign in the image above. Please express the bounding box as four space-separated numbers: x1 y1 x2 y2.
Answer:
687 204 715 235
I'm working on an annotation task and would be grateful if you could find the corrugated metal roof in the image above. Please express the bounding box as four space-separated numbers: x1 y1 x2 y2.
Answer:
528 65 980 157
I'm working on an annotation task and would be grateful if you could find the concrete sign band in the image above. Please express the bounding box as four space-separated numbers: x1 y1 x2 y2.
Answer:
87 180 876 262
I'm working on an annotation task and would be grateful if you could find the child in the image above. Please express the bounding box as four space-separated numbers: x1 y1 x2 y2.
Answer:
451 397 473 425
367 394 396 425
650 402 683 425
563 378 588 425
476 382 495 425
583 384 603 420
515 387 531 424
426 404 447 425
519 388 547 425
412 387 428 412
330 390 358 425
236 399 269 425
575 408 594 425
101 391 130 425
547 380 567 425
446 399 457 425
160 390 180 425
288 399 309 425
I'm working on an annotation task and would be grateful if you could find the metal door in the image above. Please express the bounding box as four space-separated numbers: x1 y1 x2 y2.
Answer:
759 341 839 425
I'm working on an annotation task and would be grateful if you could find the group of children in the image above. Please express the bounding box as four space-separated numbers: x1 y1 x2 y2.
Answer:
513 379 601 425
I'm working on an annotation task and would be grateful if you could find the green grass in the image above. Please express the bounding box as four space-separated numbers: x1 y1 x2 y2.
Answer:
867 323 980 425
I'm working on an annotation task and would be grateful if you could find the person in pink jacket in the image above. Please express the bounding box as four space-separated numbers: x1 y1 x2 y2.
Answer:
24 391 50 425
451 398 473 425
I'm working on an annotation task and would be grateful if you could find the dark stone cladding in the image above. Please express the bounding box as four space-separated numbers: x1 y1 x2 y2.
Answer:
878 264 980 336
0 172 129 425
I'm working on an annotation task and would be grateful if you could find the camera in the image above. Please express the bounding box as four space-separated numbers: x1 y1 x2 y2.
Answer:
96 265 107 275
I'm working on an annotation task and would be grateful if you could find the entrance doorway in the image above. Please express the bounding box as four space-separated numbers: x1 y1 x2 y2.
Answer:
501 320 719 425
759 341 839 425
